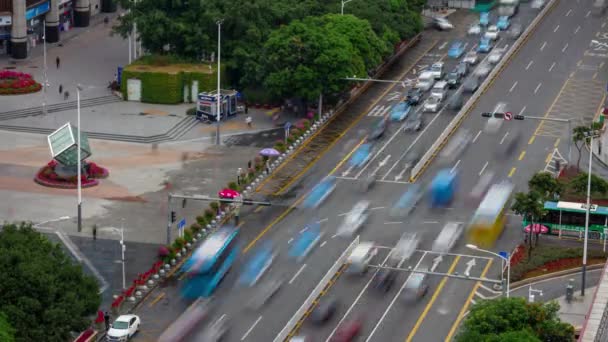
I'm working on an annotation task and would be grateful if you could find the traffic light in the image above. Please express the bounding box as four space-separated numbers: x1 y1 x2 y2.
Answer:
481 112 505 118
170 211 176 223
493 112 505 119
481 112 492 117
514 115 525 120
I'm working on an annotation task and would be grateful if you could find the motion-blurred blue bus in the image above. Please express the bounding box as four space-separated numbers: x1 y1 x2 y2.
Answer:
181 226 240 298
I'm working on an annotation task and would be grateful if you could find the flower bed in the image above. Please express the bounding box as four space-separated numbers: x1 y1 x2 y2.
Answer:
34 160 110 189
0 70 42 95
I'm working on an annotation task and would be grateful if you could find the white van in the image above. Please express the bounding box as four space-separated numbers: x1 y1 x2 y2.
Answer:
431 81 449 101
416 71 435 92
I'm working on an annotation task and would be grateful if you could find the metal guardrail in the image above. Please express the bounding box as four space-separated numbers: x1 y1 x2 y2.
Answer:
409 0 559 182
273 236 360 342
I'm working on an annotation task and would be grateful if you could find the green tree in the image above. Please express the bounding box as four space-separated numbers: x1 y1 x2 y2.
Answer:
0 311 15 342
0 223 100 342
569 172 608 196
512 191 547 252
573 125 591 170
456 298 574 342
528 172 563 200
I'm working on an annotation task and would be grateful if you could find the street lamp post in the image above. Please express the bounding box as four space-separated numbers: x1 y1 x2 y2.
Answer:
467 244 511 297
76 84 84 232
42 20 49 116
215 19 224 145
100 225 126 290
582 129 600 296
341 0 353 15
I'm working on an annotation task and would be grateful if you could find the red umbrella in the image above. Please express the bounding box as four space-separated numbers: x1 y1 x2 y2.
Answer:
219 189 240 199
524 223 548 234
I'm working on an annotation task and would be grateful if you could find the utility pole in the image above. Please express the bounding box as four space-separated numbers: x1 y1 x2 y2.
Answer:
215 19 224 145
582 128 601 296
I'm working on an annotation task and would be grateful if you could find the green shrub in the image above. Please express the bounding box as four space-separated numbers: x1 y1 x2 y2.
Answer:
173 237 186 250
196 216 207 226
204 209 214 221
210 202 219 211
184 228 193 242
274 143 286 153
190 223 202 233
228 182 238 191
286 135 295 145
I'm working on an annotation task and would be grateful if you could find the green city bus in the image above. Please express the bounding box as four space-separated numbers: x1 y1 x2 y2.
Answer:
522 201 608 240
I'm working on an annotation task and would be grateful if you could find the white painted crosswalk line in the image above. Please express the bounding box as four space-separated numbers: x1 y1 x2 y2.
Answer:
386 91 401 101
367 105 391 117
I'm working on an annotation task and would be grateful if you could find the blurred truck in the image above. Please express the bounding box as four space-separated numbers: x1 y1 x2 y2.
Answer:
429 169 458 207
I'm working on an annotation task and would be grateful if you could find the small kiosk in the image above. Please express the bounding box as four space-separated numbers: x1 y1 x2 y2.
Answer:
196 90 238 122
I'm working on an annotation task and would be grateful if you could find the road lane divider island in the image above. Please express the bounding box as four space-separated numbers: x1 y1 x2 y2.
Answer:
409 0 559 183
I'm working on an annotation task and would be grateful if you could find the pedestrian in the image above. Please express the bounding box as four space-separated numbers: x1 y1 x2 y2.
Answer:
56 56 60 69
234 212 240 226
246 115 252 128
265 160 270 174
247 160 252 169
104 311 111 331
92 224 97 240
58 84 63 94
64 91 70 100
245 104 248 114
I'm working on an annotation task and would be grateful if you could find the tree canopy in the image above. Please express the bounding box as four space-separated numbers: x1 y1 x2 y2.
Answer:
512 190 546 222
0 311 15 342
456 297 575 342
528 172 563 200
113 0 422 99
0 223 100 342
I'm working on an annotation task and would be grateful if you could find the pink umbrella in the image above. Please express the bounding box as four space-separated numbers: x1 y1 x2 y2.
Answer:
524 223 548 234
218 189 240 199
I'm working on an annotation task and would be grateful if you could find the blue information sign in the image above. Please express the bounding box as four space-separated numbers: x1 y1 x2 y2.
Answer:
499 251 509 260
177 218 186 233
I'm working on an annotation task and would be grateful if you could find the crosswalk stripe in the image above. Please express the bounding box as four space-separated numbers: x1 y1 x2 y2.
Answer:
367 105 391 117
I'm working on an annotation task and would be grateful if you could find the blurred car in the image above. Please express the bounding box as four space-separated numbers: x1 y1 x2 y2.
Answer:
349 143 373 168
469 171 494 201
369 118 388 140
289 222 323 262
393 232 421 261
488 49 503 64
448 41 465 59
479 12 490 26
429 62 445 80
463 76 480 93
432 222 464 254
484 117 503 134
463 51 479 65
416 71 435 92
423 95 442 113
406 88 423 105
473 61 491 78
302 176 337 209
431 81 449 101
594 0 607 15
433 17 454 30
497 16 510 30
404 117 423 132
484 25 500 40
311 299 338 324
107 315 140 342
247 277 284 310
404 150 421 169
390 184 422 218
507 24 522 39
401 271 429 302
374 268 398 293
290 336 310 342
359 172 377 192
447 91 464 111
390 102 412 122
238 242 276 287
456 62 469 77
531 0 545 9
337 200 370 237
468 23 481 35
346 242 377 274
331 318 363 342
478 37 493 53
502 131 522 156
440 129 472 162
447 70 462 88
200 315 229 342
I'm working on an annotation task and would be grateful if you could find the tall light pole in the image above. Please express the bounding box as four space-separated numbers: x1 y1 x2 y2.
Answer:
215 19 224 146
42 20 49 116
100 225 126 290
76 84 83 232
582 128 600 296
467 244 511 297
341 0 353 15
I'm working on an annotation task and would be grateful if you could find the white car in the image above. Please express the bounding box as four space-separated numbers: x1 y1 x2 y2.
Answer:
393 232 420 261
484 25 500 40
429 62 445 80
488 49 503 64
431 222 464 254
440 129 472 162
468 24 481 35
485 117 503 134
473 61 491 78
423 95 442 113
434 17 454 30
248 277 284 310
531 0 545 9
463 51 479 65
338 200 370 236
416 71 436 91
469 171 494 200
107 315 140 341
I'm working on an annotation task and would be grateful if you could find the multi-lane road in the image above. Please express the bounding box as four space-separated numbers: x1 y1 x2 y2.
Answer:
132 1 608 341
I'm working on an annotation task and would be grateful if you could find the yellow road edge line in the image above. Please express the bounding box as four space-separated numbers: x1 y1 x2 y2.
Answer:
444 259 494 342
272 40 439 195
405 255 461 342
518 150 526 161
148 292 165 307
329 138 367 175
254 206 264 213
533 77 571 136
237 221 245 228
545 152 553 163
508 167 517 178
528 136 536 145
554 138 561 148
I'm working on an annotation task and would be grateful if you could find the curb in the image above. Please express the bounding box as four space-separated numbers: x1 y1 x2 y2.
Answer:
509 263 605 289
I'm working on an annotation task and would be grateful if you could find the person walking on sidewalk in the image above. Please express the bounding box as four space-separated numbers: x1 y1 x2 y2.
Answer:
104 311 111 331
58 84 63 94
246 115 252 128
56 56 60 69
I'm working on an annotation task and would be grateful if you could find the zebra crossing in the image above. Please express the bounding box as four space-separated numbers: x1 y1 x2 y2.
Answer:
543 148 567 176
367 104 393 117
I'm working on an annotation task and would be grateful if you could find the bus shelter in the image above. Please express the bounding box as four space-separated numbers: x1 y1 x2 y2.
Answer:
196 89 238 122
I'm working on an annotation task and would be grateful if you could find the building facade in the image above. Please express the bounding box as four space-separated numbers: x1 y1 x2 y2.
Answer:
0 0 116 59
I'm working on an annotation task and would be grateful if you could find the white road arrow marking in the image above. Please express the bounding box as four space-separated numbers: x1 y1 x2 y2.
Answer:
373 155 391 174
342 164 356 177
430 255 443 272
464 258 476 277
394 166 409 181
438 41 448 50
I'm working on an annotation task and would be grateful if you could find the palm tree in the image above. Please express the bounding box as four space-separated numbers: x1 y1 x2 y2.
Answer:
511 191 547 257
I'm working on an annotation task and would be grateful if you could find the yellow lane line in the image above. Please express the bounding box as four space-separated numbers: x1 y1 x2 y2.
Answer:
554 138 561 148
593 72 598 79
254 206 264 213
405 255 461 342
518 150 526 161
148 292 165 307
528 136 536 145
545 152 553 163
533 78 571 136
272 41 439 195
237 221 245 228
444 259 493 342
508 167 517 178
243 137 366 254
